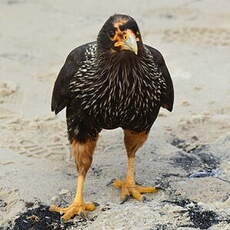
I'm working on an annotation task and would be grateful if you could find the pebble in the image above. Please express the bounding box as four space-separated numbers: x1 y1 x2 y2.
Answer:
158 112 168 117
193 87 202 91
53 136 61 142
59 189 70 195
181 101 190 106
50 196 59 203
0 81 17 97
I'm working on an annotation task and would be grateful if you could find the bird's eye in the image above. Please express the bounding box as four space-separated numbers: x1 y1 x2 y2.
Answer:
108 30 115 38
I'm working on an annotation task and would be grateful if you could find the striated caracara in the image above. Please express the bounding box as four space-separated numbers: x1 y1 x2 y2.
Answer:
50 14 174 221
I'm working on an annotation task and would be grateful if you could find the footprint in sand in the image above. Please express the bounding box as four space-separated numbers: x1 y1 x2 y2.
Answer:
0 116 70 160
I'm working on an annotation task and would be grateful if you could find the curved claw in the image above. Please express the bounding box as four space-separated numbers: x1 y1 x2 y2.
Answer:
120 195 130 204
49 202 97 222
92 201 100 207
106 178 116 186
112 179 158 203
142 195 148 202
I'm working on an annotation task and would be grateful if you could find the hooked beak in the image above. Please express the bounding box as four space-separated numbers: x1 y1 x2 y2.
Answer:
123 32 138 55
114 30 138 55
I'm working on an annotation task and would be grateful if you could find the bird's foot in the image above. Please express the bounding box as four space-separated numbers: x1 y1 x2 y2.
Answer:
49 201 97 222
112 179 158 203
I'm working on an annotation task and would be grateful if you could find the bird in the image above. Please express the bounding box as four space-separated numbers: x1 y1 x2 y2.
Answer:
49 14 174 222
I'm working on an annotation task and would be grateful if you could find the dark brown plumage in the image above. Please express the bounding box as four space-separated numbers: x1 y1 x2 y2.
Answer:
50 14 174 221
52 14 173 142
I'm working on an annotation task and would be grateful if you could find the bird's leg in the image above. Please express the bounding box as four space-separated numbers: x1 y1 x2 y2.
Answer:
112 130 158 202
50 137 98 222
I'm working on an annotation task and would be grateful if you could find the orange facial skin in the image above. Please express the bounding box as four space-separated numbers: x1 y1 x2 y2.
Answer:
110 20 139 53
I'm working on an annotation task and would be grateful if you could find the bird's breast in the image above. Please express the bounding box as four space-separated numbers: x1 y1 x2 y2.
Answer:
71 54 165 131
85 75 160 130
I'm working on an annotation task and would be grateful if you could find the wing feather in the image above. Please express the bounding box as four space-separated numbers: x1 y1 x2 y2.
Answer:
51 42 96 114
145 45 174 111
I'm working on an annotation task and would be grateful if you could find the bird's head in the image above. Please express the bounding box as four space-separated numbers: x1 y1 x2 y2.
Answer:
97 14 143 56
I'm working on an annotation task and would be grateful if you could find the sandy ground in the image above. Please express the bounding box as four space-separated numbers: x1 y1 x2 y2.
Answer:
0 0 230 229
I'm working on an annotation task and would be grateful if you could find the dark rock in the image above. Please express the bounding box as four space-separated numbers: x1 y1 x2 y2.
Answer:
91 166 103 177
171 152 200 172
0 199 7 207
7 205 75 230
171 138 187 151
150 224 171 230
163 198 221 229
188 210 219 229
170 140 220 173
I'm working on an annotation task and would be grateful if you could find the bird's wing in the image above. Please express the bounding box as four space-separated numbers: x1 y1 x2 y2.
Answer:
51 42 96 114
145 45 174 112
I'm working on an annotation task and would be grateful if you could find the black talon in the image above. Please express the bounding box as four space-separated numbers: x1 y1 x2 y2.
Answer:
79 211 86 219
60 217 65 224
120 195 130 204
136 181 143 186
142 196 150 202
106 178 116 186
93 202 100 207
155 186 164 191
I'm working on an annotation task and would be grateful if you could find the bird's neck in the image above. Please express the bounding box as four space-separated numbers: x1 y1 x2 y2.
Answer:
95 49 148 79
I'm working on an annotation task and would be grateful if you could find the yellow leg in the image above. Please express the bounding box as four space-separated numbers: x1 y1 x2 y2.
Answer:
50 137 98 222
112 130 158 202
50 175 96 221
